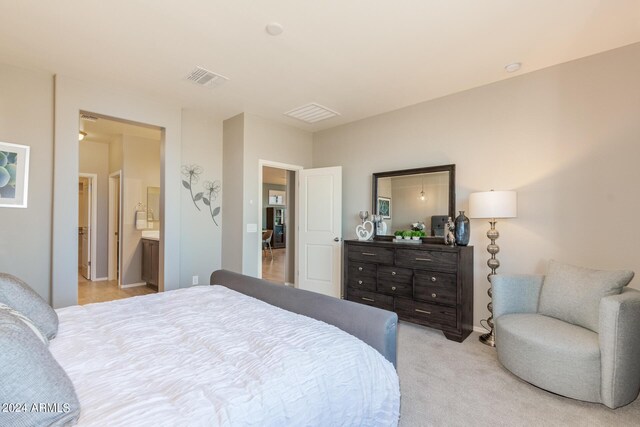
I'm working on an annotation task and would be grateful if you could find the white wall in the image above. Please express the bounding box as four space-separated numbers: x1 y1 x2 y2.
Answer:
313 42 640 328
52 75 182 307
79 140 110 278
180 109 223 287
0 63 53 301
121 135 160 286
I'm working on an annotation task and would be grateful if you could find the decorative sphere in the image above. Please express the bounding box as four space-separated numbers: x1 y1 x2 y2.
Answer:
487 243 500 254
487 229 499 240
487 258 500 270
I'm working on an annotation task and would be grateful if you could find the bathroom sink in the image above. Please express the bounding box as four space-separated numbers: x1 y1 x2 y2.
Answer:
141 230 160 240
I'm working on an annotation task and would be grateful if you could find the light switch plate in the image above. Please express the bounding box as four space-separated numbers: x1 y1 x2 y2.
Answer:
247 223 258 233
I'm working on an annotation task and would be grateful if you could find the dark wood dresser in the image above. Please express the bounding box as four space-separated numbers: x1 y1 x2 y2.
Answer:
344 239 473 342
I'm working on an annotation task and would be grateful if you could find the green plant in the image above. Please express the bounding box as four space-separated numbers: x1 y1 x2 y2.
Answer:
402 230 412 238
419 230 426 237
394 230 403 237
411 230 422 238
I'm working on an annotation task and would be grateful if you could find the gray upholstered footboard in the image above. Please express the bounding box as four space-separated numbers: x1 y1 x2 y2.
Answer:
210 270 398 367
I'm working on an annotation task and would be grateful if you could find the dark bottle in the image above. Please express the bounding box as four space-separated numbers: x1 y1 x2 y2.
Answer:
454 211 470 246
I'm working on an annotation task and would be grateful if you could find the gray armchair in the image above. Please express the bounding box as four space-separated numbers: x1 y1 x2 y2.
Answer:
493 273 640 409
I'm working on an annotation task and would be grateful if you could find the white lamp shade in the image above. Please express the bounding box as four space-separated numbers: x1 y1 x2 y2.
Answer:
468 190 517 219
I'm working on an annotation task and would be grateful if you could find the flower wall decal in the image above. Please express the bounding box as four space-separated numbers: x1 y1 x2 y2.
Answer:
181 164 221 226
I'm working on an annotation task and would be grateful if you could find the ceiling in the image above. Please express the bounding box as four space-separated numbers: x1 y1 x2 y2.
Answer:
263 166 287 186
1 1 639 132
81 115 162 144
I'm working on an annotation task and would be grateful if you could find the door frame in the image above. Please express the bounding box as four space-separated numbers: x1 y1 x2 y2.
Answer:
78 173 98 281
108 170 123 286
257 159 303 286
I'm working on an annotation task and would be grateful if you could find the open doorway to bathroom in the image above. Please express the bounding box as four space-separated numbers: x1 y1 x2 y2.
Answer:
77 112 161 304
261 165 296 285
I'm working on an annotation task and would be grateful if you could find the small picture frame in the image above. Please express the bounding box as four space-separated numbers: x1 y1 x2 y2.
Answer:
268 189 286 206
377 196 391 219
0 142 30 208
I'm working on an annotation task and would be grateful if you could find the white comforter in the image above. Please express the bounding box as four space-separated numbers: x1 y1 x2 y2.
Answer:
50 286 400 426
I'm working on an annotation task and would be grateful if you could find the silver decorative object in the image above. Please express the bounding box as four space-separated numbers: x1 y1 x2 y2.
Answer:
444 216 456 246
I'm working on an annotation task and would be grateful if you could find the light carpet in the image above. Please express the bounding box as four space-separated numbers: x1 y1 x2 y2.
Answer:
396 322 640 426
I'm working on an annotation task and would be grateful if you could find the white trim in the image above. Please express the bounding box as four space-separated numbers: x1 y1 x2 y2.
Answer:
120 282 147 289
79 173 98 281
258 159 303 287
94 277 108 281
108 170 123 286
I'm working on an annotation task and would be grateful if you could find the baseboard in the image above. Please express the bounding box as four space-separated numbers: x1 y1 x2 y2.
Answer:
284 282 295 287
94 277 108 281
474 326 490 334
121 282 147 289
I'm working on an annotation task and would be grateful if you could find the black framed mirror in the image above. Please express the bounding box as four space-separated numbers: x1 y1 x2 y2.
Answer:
372 164 455 240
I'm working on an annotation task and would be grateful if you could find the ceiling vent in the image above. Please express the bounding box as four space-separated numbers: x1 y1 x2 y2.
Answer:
284 103 340 124
185 66 229 88
80 113 98 122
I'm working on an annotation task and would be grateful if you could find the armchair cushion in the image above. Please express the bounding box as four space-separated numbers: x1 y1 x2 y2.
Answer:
538 260 634 332
496 313 601 403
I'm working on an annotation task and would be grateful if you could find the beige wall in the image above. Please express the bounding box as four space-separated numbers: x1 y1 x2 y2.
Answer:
79 140 110 278
52 75 183 307
221 114 245 273
222 113 313 277
180 109 223 286
121 135 160 286
313 42 640 328
0 63 53 301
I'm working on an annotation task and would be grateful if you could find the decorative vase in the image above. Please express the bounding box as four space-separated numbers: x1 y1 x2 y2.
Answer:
454 210 470 246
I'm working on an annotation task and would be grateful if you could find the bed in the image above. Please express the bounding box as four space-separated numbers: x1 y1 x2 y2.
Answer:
45 270 400 426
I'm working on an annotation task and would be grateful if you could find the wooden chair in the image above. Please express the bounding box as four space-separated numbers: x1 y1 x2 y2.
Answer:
262 230 273 259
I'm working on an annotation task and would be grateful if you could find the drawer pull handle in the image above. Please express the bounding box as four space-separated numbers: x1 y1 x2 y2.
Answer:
431 293 437 298
358 280 363 285
358 267 363 271
415 309 431 315
391 286 397 291
431 276 437 282
361 297 375 302
391 271 396 276
416 257 432 262
362 252 376 256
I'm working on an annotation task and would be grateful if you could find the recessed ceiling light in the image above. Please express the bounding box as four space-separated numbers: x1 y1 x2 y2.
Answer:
266 22 284 36
504 62 522 73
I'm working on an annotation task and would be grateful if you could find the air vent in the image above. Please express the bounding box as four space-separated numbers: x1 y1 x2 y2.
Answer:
185 66 229 87
80 113 98 122
284 103 340 124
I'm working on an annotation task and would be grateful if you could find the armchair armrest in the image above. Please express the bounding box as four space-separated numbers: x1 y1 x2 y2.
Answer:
492 274 544 320
599 288 640 408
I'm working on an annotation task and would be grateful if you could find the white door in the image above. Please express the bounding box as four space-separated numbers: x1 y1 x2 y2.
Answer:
79 178 91 280
298 166 342 298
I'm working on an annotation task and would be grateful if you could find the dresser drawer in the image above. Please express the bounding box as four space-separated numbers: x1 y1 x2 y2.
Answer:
414 270 457 305
395 248 458 272
347 245 394 265
377 266 413 298
395 298 457 330
348 261 377 279
347 288 394 311
348 276 376 292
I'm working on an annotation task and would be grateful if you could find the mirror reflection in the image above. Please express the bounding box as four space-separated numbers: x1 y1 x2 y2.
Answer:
147 186 160 223
373 165 454 237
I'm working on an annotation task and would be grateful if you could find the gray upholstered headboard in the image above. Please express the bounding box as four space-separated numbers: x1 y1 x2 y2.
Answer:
210 270 398 367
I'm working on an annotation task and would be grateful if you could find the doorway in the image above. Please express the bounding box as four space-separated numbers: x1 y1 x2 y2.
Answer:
260 163 299 285
77 112 160 305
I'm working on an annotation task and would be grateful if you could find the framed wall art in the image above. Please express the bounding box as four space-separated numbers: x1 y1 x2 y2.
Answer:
377 196 391 220
0 142 30 208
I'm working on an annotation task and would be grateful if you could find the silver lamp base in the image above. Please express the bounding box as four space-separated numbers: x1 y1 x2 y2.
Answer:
479 331 496 347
